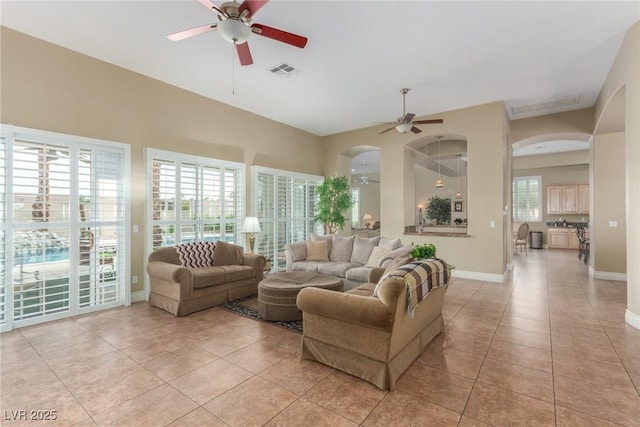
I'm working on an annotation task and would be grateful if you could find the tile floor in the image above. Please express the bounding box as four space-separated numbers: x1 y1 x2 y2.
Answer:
2 249 640 426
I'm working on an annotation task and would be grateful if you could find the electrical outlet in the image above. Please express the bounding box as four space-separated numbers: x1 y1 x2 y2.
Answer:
490 221 496 228
132 275 138 284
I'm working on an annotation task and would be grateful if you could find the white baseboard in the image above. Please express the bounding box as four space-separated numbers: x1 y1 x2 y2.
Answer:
592 271 627 281
626 310 640 330
451 269 504 283
131 290 147 303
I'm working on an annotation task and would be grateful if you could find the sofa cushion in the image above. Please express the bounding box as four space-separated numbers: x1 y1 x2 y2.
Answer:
310 233 333 252
213 241 243 266
306 240 330 261
318 261 360 278
330 235 355 262
345 266 373 282
192 265 255 288
175 242 216 268
350 236 380 265
292 261 324 273
379 236 402 249
366 246 392 267
345 282 377 297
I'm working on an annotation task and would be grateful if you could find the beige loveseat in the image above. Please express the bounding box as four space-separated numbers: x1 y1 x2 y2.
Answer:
284 234 414 286
146 241 265 316
296 256 449 390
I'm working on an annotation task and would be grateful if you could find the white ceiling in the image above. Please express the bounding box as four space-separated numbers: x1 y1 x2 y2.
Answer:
1 1 638 137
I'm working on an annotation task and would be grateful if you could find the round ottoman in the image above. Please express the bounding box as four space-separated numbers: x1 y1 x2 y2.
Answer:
258 271 343 321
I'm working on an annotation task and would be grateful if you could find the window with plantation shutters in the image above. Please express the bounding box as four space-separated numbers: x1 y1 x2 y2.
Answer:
253 166 323 269
1 125 130 332
513 176 542 222
147 149 244 255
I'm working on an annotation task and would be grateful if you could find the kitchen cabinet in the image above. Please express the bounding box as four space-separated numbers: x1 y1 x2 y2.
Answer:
547 227 589 249
578 184 589 214
548 229 570 248
547 184 588 214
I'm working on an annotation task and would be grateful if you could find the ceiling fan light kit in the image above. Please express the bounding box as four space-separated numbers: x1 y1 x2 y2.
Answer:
378 88 444 135
218 18 251 44
168 0 308 66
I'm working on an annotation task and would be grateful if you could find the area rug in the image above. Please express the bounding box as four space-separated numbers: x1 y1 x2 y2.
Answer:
221 295 303 333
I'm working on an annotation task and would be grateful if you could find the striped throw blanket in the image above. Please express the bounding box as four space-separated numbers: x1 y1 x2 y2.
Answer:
377 259 449 319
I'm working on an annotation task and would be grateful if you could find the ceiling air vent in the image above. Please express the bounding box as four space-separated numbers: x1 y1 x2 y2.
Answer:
269 63 299 78
510 94 582 118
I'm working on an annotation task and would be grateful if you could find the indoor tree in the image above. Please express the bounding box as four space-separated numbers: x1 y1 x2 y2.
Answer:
314 175 353 234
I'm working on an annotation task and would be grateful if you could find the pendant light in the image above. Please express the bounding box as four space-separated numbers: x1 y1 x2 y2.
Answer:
435 136 443 188
455 154 462 199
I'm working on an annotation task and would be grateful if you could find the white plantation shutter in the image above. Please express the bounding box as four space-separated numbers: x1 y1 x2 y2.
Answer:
253 166 323 268
513 176 542 222
147 149 244 253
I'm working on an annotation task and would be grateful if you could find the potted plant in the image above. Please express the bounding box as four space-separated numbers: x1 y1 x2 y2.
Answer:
426 196 451 225
411 243 436 260
314 175 354 234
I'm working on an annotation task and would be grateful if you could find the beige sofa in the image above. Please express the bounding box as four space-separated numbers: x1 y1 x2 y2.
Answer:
146 241 265 316
296 256 449 390
284 234 414 286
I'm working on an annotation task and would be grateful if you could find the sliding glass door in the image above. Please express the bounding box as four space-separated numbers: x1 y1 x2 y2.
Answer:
1 126 129 332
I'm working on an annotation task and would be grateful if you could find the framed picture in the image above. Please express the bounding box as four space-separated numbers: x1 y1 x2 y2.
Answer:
454 201 464 212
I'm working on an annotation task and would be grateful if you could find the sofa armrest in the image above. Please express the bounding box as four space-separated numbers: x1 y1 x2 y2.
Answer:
241 253 266 282
284 241 307 271
146 261 191 283
368 267 385 284
297 287 394 331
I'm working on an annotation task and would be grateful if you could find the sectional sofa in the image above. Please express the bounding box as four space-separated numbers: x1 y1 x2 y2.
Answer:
284 234 414 286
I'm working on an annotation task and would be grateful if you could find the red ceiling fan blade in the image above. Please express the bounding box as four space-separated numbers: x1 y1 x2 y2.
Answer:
410 126 423 134
251 23 308 48
196 0 227 16
412 119 444 125
167 24 217 41
236 42 253 66
239 0 269 16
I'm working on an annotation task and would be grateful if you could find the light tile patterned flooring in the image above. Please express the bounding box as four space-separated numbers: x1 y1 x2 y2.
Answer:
2 249 640 426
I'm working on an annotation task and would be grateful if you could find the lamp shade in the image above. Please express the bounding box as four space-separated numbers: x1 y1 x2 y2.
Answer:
362 214 373 222
241 217 261 234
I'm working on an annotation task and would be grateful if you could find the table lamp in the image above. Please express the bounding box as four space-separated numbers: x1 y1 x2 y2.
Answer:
362 213 373 229
241 217 261 253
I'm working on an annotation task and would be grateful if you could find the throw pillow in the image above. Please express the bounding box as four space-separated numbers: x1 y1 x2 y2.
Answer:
366 246 392 267
330 234 355 262
310 233 333 252
350 235 380 265
379 236 402 249
213 241 243 266
306 240 329 261
175 242 216 268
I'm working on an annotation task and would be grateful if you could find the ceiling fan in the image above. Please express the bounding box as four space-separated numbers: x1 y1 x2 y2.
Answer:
167 0 308 66
378 88 443 135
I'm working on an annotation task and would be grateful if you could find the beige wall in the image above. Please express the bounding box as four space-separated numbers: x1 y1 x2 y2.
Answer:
323 102 508 278
595 22 639 326
1 27 324 293
510 109 594 143
592 132 626 273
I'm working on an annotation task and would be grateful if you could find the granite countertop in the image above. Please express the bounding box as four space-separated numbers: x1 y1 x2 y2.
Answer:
546 222 589 228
